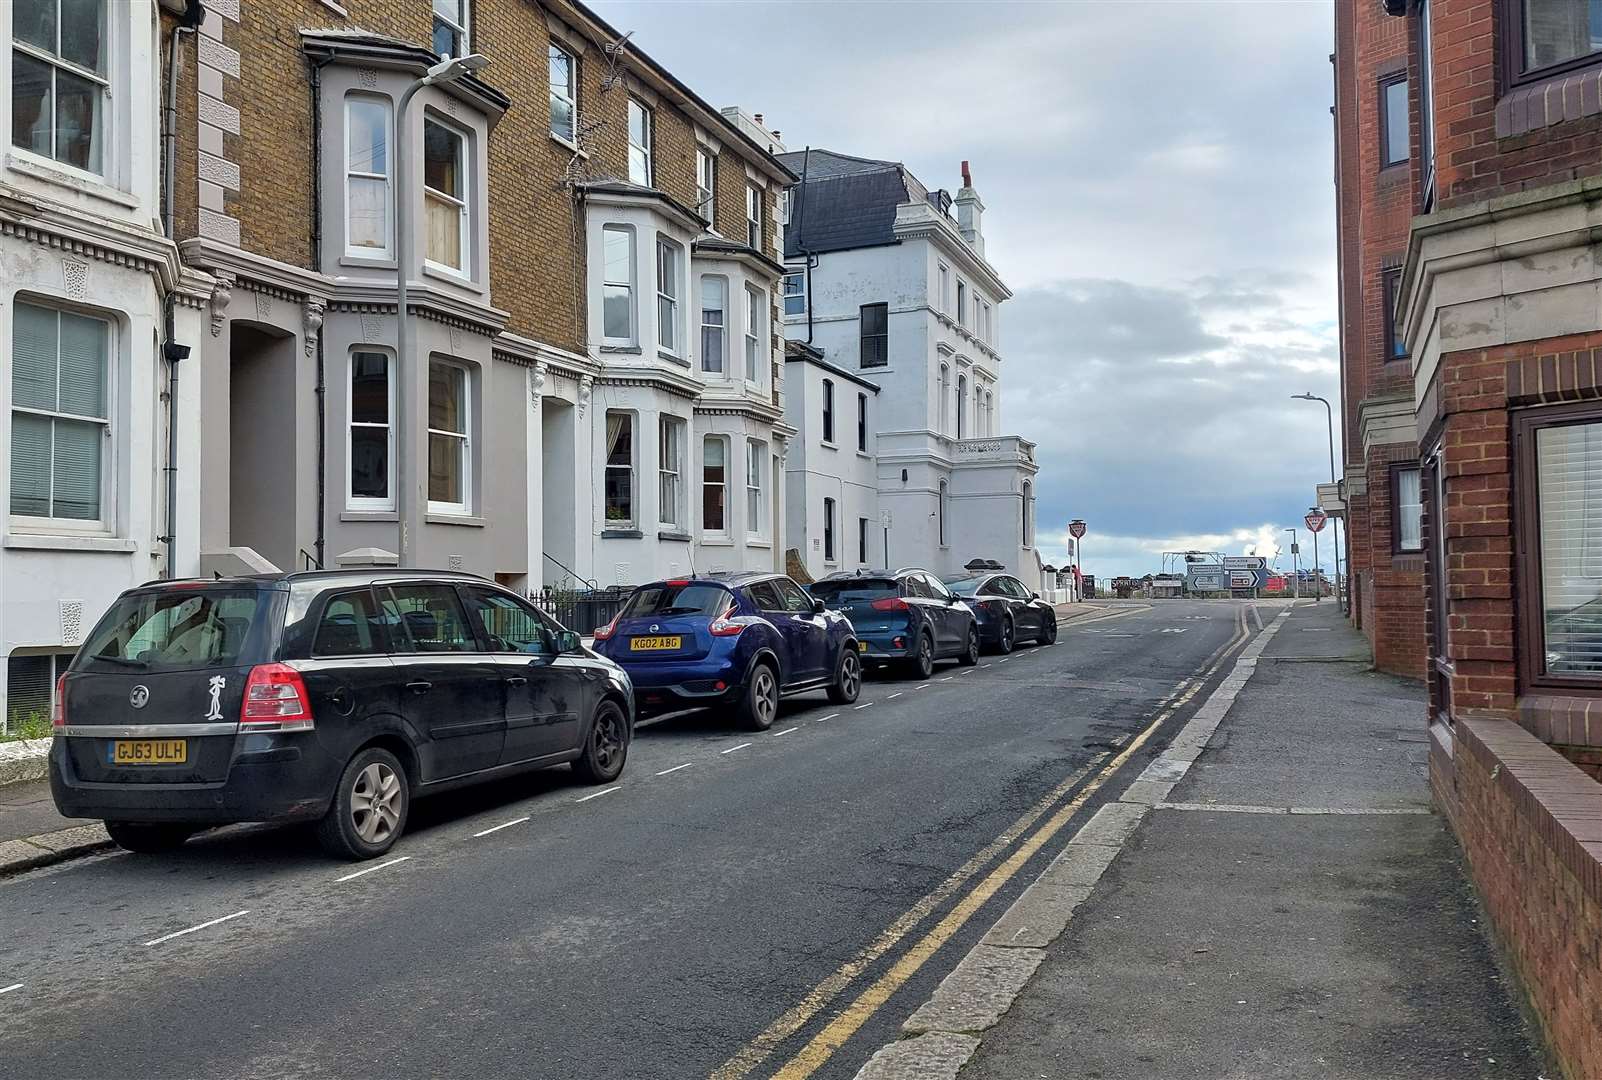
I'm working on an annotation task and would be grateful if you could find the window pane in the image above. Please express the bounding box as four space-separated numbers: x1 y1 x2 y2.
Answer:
1397 467 1423 550
13 302 58 411
12 52 52 159
314 591 384 657
9 411 50 516
383 584 475 653
60 0 104 73
604 227 631 283
52 416 100 519
432 19 459 59
657 242 677 298
348 99 388 175
348 176 388 250
657 294 676 350
550 95 573 143
54 67 99 173
629 100 647 145
1382 79 1408 166
1524 0 1602 70
351 425 388 499
428 362 465 434
57 310 105 418
606 413 632 466
549 46 572 98
352 352 388 424
425 192 462 268
428 433 462 504
603 285 632 340
703 437 725 531
629 145 650 186
14 0 54 53
1537 421 1602 674
423 122 461 198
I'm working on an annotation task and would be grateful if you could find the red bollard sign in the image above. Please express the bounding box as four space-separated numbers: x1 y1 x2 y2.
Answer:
1304 510 1327 533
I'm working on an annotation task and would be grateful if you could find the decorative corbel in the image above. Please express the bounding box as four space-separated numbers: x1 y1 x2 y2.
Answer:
303 298 326 359
209 271 235 337
577 374 593 417
529 362 548 409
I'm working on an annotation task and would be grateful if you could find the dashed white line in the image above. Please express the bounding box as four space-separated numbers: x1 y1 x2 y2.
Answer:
773 726 798 737
980 663 993 669
998 658 1010 664
473 816 530 838
144 909 251 946
853 702 874 710
940 676 956 682
816 713 839 722
655 762 694 776
887 692 903 699
334 856 411 883
915 683 931 690
575 786 621 802
959 669 974 676
721 742 754 755
0 984 21 996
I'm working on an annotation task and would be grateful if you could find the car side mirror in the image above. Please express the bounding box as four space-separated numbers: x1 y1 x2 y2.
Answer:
812 597 827 614
1032 592 1041 600
557 630 583 654
947 595 960 605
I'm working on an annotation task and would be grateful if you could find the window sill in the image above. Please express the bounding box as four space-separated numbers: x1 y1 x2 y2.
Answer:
4 533 136 553
1498 59 1602 137
601 527 643 539
339 253 396 271
658 350 689 367
341 510 398 522
701 536 733 547
422 262 478 290
746 537 772 549
601 344 642 355
426 513 485 527
856 450 872 460
1377 162 1410 188
550 133 585 156
5 152 138 210
657 529 692 542
820 441 839 452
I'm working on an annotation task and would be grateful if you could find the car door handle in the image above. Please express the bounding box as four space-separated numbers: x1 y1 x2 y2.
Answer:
406 680 433 695
506 676 528 687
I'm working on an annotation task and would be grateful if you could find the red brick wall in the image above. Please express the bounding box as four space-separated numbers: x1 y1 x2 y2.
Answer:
1443 719 1602 1078
1360 445 1427 677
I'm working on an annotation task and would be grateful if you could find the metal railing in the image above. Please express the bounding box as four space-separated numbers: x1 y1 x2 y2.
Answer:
530 585 632 635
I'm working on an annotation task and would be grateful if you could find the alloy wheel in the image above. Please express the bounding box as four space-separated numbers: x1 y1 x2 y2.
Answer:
593 709 623 771
753 668 778 727
350 762 402 845
842 652 861 698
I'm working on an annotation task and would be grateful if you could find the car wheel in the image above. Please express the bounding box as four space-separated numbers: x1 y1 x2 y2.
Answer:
1040 613 1059 644
997 616 1016 654
958 625 980 666
105 822 194 854
316 746 409 860
573 699 630 784
828 647 862 704
736 661 780 731
904 632 935 679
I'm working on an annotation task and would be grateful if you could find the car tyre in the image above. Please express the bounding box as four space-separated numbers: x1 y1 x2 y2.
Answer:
736 661 781 731
904 631 936 679
105 821 194 854
316 746 409 861
997 616 1016 655
957 625 980 666
828 646 863 704
1040 614 1059 644
573 699 630 784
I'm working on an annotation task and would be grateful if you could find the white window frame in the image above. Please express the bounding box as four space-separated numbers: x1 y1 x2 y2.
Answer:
938 480 949 547
422 116 470 277
782 270 805 317
628 99 653 186
823 496 837 563
656 235 682 356
822 378 835 445
857 392 868 452
344 94 392 259
604 409 636 528
432 0 470 58
745 183 763 250
938 363 950 435
746 438 766 538
699 273 727 375
702 434 729 536
426 358 472 516
696 146 717 225
347 349 395 511
1396 465 1424 553
601 224 637 346
658 415 684 529
9 299 114 534
956 373 967 440
548 42 577 146
10 0 110 179
956 280 968 328
744 284 764 385
938 264 950 315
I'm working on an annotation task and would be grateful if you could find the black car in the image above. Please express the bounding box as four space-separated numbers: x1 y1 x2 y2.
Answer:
942 572 1058 653
808 568 979 678
50 571 634 860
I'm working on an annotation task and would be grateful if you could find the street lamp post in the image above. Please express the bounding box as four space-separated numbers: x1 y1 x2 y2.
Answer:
1292 393 1343 612
395 52 489 568
1285 527 1299 600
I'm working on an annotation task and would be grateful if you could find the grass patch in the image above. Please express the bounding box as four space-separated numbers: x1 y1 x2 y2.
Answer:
2 711 51 742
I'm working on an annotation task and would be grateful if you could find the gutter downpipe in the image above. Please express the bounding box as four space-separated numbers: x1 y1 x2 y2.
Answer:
796 146 815 345
308 55 332 570
159 0 203 578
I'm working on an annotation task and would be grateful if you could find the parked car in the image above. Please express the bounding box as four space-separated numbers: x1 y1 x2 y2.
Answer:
808 569 979 678
941 571 1059 653
50 571 634 860
591 572 860 730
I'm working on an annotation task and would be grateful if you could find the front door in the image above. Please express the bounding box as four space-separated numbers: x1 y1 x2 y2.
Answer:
921 573 964 652
460 586 587 765
773 577 830 682
381 583 505 780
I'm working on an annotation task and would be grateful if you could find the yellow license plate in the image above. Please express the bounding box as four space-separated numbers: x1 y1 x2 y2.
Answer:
858 641 870 652
630 636 682 651
109 739 188 765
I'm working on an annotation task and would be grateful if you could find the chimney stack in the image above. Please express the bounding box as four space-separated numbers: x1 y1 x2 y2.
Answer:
954 160 984 257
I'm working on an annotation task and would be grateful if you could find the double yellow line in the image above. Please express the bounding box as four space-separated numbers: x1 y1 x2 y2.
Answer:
714 603 1255 1080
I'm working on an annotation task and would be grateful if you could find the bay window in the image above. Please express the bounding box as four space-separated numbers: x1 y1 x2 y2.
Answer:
628 99 652 186
746 439 765 536
605 411 634 526
703 435 727 533
12 0 106 174
602 225 635 344
423 119 468 273
744 284 763 383
426 359 470 513
659 416 683 528
10 301 109 527
346 96 391 256
349 351 393 509
700 275 726 374
1517 406 1602 680
548 43 576 144
656 236 681 354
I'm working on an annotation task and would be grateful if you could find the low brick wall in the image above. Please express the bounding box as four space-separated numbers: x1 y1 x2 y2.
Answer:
1443 719 1602 1077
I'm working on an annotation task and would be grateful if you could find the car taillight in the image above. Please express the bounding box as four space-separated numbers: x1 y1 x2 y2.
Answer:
710 616 745 637
870 597 909 612
593 615 620 642
53 672 67 730
240 663 314 731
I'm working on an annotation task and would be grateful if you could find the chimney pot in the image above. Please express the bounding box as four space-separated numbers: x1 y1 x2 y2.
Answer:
754 113 764 125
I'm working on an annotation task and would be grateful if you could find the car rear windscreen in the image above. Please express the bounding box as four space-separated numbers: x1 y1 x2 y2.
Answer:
810 579 897 605
77 589 270 673
623 583 731 618
943 578 982 596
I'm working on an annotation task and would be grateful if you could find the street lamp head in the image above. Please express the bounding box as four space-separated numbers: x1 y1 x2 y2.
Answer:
423 52 489 85
1291 392 1316 401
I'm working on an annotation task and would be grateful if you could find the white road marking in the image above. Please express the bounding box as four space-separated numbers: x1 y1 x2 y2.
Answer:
853 702 874 710
998 658 1010 664
773 727 798 737
0 984 21 996
473 816 529 838
721 742 754 754
655 762 694 776
144 909 251 946
959 670 974 676
1161 627 1189 634
575 786 621 802
980 663 993 669
816 713 839 722
334 856 411 883
940 676 956 682
887 692 903 699
915 683 931 690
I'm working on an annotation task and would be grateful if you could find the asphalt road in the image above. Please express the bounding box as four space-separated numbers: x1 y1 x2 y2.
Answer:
0 600 1253 1080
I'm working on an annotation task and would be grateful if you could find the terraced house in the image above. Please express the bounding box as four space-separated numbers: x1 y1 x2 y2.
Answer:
164 0 795 591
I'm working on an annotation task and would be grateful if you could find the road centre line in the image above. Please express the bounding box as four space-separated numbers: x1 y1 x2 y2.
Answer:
773 727 798 737
959 670 974 676
709 754 1108 1080
472 816 530 838
887 692 902 699
655 762 694 776
721 742 754 754
915 684 931 690
0 984 21 996
574 787 621 803
940 676 955 682
144 909 251 947
334 856 411 883
853 702 874 710
998 658 1009 664
816 713 838 722
980 663 992 669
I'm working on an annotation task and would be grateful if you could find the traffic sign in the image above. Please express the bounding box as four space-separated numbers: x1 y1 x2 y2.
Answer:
1223 556 1267 571
1304 510 1327 533
1068 520 1086 540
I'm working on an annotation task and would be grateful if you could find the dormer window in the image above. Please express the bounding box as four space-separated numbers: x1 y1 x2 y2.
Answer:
12 0 106 174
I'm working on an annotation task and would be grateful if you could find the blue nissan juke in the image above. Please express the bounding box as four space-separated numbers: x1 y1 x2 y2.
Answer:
592 572 861 730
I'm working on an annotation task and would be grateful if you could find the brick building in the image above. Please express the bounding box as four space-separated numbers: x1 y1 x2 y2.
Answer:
161 0 796 589
1334 0 1428 678
1353 1 1602 1073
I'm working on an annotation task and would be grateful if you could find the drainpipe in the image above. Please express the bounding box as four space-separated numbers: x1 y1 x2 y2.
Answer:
792 147 815 345
159 0 203 578
308 55 333 569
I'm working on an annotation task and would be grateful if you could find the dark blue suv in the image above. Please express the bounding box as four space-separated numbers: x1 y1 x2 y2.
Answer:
808 569 979 678
593 573 860 730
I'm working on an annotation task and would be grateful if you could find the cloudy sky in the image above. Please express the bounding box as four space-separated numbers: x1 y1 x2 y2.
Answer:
598 0 1341 579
